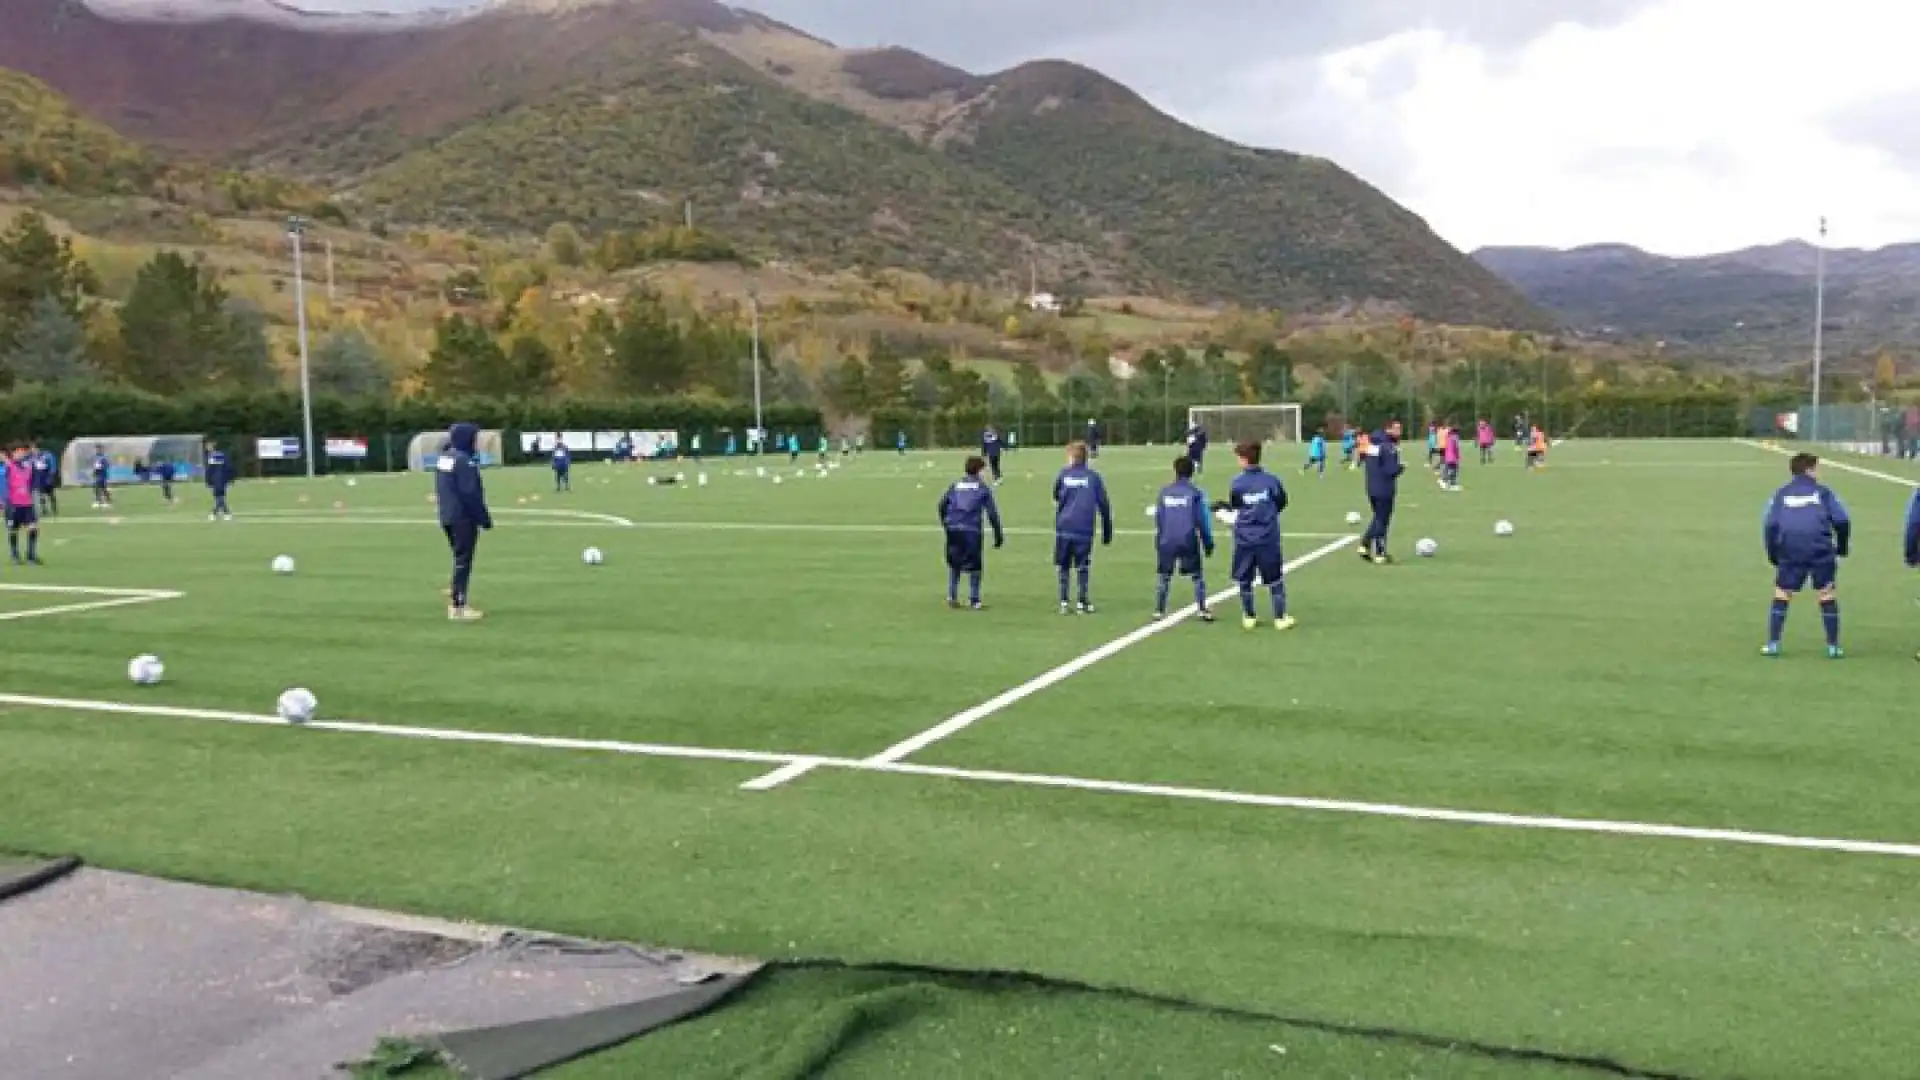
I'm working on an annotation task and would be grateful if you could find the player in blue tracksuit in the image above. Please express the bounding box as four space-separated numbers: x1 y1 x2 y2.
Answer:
31 443 57 516
204 444 233 519
1762 453 1850 658
1184 423 1208 474
156 458 175 503
1359 421 1404 563
1341 426 1358 469
982 427 1003 483
1906 488 1920 662
90 447 111 507
1085 419 1101 459
1216 440 1292 630
436 422 493 621
1301 429 1327 477
938 455 1003 609
896 429 908 455
1152 456 1216 622
1052 441 1113 614
551 439 571 492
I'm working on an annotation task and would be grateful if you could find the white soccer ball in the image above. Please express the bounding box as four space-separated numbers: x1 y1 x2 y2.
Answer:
1415 537 1439 558
345 478 357 488
1214 508 1237 526
277 688 318 725
582 546 604 566
128 654 164 685
1345 510 1363 525
271 555 296 574
1494 520 1515 537
675 472 685 483
697 473 709 487
1143 505 1157 518
773 476 784 485
647 476 657 486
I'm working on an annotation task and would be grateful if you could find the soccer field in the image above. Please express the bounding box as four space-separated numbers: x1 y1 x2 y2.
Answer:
3 439 1918 1077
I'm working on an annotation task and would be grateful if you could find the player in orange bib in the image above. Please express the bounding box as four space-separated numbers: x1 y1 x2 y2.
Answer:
1526 426 1548 469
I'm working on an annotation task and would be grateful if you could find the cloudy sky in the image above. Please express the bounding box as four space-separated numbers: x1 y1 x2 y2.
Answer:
292 0 1920 255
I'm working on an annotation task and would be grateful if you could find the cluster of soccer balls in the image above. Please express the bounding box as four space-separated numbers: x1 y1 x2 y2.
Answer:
125 655 317 724
1325 510 1513 558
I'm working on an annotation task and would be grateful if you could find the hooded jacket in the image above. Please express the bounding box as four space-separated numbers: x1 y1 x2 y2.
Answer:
435 422 493 529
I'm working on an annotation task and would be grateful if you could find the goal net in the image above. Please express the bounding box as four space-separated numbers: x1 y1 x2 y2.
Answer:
1186 404 1303 447
60 435 207 486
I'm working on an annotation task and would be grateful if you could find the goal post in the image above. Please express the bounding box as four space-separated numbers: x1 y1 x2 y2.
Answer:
1186 404 1303 447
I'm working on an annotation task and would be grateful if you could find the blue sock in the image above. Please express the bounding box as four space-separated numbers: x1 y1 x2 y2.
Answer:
1239 583 1256 617
1057 567 1070 604
1269 581 1287 619
1820 599 1839 646
1154 573 1171 612
1193 577 1208 609
6 531 16 558
968 571 982 605
1767 599 1789 643
947 569 960 601
1076 565 1090 604
25 531 36 559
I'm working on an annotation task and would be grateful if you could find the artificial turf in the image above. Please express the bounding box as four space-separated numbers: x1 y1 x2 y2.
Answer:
2 440 1918 1078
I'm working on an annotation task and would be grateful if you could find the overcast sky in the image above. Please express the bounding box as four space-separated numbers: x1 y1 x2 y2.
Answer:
277 0 1920 255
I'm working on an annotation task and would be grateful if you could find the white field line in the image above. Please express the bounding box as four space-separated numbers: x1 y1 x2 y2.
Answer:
0 584 183 622
43 515 1350 541
4 690 1918 860
736 534 1356 790
245 507 639 527
1733 438 1918 488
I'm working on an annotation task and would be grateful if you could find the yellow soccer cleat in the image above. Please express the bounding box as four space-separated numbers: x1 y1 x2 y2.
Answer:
1274 616 1297 631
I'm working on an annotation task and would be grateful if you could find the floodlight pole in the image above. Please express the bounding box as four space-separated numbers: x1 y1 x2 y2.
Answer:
748 292 763 451
288 216 315 478
1811 216 1827 442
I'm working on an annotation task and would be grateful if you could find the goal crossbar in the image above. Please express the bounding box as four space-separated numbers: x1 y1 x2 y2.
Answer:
1187 404 1303 444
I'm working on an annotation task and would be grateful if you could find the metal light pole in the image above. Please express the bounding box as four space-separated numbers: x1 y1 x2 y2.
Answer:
287 216 315 478
1811 216 1827 442
748 292 764 452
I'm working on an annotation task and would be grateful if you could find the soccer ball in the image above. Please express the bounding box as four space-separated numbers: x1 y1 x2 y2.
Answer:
582 546 604 566
1345 510 1363 525
1415 537 1439 558
345 478 357 488
277 688 318 725
773 476 784 486
697 473 709 487
1494 520 1515 537
271 555 296 574
128 654 164 685
1143 505 1157 518
1214 508 1237 526
646 477 657 486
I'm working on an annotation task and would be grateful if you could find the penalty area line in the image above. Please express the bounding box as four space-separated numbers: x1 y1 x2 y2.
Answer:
5 691 1919 861
739 533 1359 790
1732 438 1918 488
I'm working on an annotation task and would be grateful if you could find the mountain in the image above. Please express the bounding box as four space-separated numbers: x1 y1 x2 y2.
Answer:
0 67 157 194
0 0 1547 328
1474 241 1920 365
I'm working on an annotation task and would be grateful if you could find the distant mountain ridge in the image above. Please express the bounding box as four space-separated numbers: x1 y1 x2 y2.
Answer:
0 0 1548 328
1473 240 1920 365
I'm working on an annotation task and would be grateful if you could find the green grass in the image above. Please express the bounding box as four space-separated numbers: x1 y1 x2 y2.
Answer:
3 441 1919 1078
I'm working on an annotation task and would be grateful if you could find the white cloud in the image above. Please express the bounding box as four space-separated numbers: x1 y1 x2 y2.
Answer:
1191 0 1920 254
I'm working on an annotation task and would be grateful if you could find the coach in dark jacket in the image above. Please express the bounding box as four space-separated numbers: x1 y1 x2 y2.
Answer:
435 422 492 620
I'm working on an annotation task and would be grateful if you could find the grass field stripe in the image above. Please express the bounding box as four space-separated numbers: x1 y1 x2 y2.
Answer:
0 594 183 621
0 693 813 766
738 757 828 790
874 760 1920 858
7 691 1919 861
1733 438 1919 487
847 533 1359 772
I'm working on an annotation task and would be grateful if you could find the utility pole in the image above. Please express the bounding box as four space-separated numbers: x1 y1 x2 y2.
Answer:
287 216 315 479
1811 216 1827 442
324 240 335 305
684 198 694 231
748 291 764 451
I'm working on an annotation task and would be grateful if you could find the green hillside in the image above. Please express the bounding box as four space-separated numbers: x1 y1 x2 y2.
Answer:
0 68 157 195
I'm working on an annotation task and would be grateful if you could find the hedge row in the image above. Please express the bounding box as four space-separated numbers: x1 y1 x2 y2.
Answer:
873 389 1755 448
0 386 823 467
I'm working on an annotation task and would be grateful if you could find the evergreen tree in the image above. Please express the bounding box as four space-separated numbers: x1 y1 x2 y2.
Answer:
311 327 392 398
422 314 511 396
1 293 91 386
220 299 279 390
0 211 97 357
507 335 557 396
864 334 908 408
115 251 235 394
827 355 869 415
607 288 687 395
